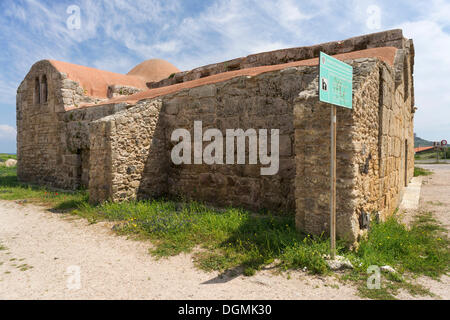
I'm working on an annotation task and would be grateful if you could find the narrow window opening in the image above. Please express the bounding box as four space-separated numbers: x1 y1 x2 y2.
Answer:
41 74 48 103
403 56 409 102
34 77 40 104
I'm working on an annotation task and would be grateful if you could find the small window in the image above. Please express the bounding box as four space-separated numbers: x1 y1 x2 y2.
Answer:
34 77 40 104
41 75 48 103
403 56 409 102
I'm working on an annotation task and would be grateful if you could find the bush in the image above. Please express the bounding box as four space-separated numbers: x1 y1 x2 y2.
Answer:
414 167 432 177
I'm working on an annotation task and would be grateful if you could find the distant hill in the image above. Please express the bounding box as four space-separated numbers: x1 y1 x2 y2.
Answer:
414 135 433 148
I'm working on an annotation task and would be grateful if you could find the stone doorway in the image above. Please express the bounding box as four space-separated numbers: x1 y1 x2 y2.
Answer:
75 149 90 189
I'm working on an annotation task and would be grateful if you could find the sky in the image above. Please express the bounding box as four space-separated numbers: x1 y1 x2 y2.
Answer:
0 0 449 153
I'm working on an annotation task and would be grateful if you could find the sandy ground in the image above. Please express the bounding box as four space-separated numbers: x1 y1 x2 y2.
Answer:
417 164 450 234
396 164 450 300
0 164 448 300
0 200 359 300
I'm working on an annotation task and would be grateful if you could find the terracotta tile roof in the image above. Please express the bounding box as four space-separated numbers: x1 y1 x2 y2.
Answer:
414 146 434 153
49 60 148 98
66 46 398 110
127 59 180 82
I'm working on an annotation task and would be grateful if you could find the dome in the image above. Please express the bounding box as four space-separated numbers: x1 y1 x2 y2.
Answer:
127 59 180 83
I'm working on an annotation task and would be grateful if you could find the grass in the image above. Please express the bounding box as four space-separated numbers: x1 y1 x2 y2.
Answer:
0 164 333 276
415 149 450 161
427 201 443 206
73 199 334 275
0 153 16 162
1 164 449 299
17 263 33 271
359 212 448 277
343 211 449 299
0 164 88 209
414 166 433 177
415 151 436 160
415 149 448 158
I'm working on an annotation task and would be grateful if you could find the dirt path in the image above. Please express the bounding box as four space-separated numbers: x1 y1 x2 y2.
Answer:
417 164 450 234
0 165 448 300
400 163 450 299
0 200 359 300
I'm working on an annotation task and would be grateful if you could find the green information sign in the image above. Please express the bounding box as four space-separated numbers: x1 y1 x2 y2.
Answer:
319 52 353 109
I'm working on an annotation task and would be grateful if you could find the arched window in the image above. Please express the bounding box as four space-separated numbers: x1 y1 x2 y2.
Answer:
41 75 48 103
34 77 40 105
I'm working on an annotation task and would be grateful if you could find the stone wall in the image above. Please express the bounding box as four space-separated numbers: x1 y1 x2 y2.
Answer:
294 56 414 243
294 59 379 243
161 72 298 213
88 118 113 202
89 70 300 213
378 50 415 219
16 61 65 187
60 103 131 189
107 85 143 99
86 50 414 238
17 30 415 244
89 100 167 203
16 59 132 190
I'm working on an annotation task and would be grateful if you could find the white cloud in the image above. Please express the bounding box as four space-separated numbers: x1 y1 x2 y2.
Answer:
79 0 182 57
171 0 319 69
93 56 135 74
0 0 449 142
0 77 18 105
259 0 312 28
0 125 16 140
4 2 27 22
152 40 183 54
398 17 450 140
427 0 450 27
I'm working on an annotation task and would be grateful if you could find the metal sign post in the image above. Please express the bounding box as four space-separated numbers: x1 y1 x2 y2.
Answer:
330 106 337 258
442 140 448 161
319 52 353 259
434 142 440 163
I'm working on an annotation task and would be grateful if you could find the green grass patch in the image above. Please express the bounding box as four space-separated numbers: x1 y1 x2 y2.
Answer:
17 263 33 271
72 200 449 300
344 211 449 299
414 167 433 177
1 166 448 299
356 213 448 277
0 154 16 162
356 278 433 300
415 149 450 161
427 201 443 206
415 151 436 160
73 199 335 275
0 165 88 209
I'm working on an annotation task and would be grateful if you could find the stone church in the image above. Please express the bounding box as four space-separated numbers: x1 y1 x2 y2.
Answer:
16 29 415 243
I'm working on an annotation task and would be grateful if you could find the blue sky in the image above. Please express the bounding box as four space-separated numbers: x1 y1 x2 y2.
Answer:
0 0 449 153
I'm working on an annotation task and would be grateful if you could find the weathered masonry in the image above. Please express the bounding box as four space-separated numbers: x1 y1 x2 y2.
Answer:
17 29 415 243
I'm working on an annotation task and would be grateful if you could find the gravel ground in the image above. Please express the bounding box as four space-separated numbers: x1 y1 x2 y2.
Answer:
0 165 448 300
0 200 360 300
416 164 450 234
396 164 450 300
